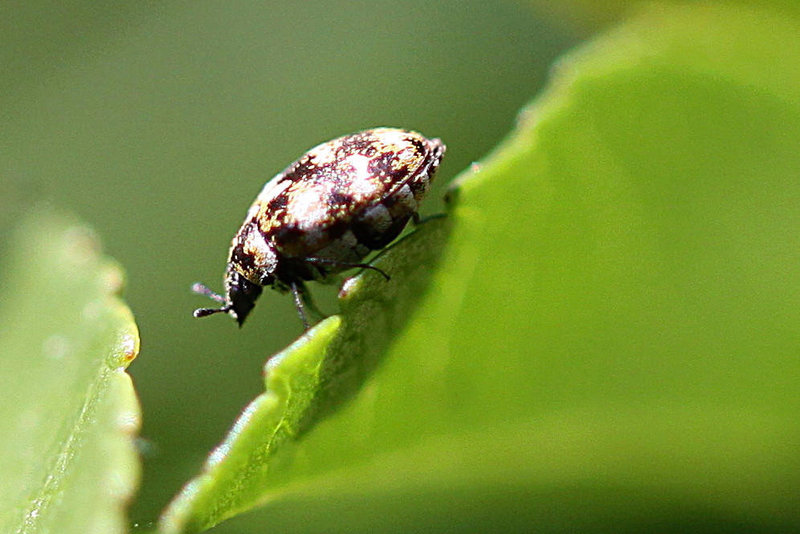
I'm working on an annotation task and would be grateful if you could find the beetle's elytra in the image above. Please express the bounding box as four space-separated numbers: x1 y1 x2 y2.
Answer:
193 127 446 329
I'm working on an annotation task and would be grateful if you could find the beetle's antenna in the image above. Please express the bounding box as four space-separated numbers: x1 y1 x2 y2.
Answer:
193 306 231 318
192 282 231 318
192 282 226 303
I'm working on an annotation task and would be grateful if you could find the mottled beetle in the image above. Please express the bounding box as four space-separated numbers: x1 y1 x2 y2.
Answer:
192 128 446 328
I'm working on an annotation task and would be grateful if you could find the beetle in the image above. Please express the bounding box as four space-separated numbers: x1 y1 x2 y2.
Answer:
192 127 446 329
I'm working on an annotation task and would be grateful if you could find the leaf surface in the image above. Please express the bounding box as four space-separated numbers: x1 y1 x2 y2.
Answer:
0 210 141 534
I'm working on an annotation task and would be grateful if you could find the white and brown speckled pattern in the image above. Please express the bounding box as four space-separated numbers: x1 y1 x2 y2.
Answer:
235 128 444 272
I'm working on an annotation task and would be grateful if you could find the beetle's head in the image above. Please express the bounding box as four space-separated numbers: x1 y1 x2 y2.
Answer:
192 267 263 327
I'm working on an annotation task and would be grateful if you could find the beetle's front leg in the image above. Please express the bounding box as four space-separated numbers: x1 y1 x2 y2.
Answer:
289 280 328 329
289 281 310 330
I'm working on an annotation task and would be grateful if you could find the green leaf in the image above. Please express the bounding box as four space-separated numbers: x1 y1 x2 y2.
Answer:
526 0 800 33
162 3 800 532
160 220 449 533
0 209 141 534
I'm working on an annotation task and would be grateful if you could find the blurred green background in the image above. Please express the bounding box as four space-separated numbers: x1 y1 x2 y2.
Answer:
0 0 579 523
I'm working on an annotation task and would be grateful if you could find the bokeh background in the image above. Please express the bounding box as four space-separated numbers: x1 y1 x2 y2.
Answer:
0 1 579 523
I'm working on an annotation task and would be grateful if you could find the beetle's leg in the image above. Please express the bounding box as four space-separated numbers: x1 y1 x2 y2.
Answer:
290 281 311 330
412 212 446 226
300 289 327 321
305 257 390 281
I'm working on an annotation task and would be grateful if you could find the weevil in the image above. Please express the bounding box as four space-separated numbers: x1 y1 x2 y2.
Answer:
193 128 445 328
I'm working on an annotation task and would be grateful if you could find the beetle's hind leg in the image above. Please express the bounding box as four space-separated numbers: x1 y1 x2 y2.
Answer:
305 257 390 281
412 212 447 226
